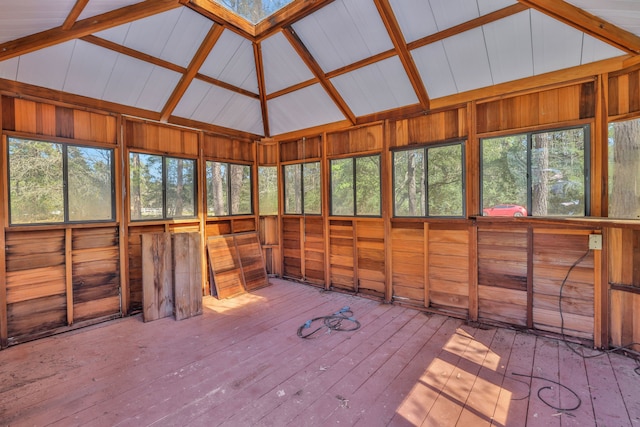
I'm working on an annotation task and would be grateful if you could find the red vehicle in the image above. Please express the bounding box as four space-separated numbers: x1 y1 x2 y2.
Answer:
482 204 527 217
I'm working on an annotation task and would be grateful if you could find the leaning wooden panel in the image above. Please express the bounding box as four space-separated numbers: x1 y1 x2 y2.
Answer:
207 235 246 299
141 233 173 322
234 232 269 292
173 233 203 321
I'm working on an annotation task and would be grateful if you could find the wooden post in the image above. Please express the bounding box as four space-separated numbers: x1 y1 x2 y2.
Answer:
424 222 430 308
382 120 393 303
526 226 534 329
468 223 479 321
65 228 74 325
594 229 608 348
0 132 8 347
322 132 331 291
116 115 129 315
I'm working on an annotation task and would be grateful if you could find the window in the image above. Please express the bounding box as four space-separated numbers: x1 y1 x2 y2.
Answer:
8 137 114 225
330 154 381 216
206 161 252 216
609 118 640 219
481 126 588 217
283 162 321 214
393 142 464 217
258 166 278 215
130 153 196 220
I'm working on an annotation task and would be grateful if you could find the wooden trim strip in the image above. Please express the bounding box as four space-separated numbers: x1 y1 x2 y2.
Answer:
423 222 430 308
526 226 534 329
62 0 90 31
0 133 7 347
65 228 74 326
253 42 270 136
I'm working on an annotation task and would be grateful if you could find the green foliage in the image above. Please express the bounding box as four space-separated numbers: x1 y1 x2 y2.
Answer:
217 0 293 23
303 162 321 214
331 158 354 216
130 153 163 220
68 146 113 221
259 166 278 215
331 155 381 216
428 144 463 216
206 161 251 216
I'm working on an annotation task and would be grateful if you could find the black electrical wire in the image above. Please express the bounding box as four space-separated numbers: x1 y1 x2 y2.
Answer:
297 307 361 339
511 372 581 412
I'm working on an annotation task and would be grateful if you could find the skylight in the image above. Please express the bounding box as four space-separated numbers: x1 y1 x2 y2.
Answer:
214 0 295 24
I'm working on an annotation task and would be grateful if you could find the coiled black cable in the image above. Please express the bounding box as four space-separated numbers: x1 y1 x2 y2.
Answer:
297 306 361 339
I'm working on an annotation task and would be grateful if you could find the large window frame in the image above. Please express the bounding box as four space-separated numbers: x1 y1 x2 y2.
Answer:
330 154 382 217
392 141 465 218
283 161 321 215
480 125 590 217
206 160 253 217
8 137 115 225
129 152 197 221
608 117 640 219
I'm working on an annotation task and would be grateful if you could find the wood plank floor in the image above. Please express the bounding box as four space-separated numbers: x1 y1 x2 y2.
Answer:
1 278 638 426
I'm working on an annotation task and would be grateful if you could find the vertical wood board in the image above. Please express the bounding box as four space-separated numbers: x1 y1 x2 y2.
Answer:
173 232 203 320
141 233 173 322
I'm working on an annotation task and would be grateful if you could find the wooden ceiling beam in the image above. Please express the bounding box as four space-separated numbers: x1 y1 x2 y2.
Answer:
160 24 225 122
254 42 270 137
408 3 528 51
283 27 356 125
0 0 182 62
255 0 336 41
374 0 430 110
180 0 255 39
518 0 640 54
62 0 90 30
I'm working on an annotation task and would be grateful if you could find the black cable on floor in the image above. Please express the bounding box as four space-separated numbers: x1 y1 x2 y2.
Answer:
512 372 581 412
297 306 361 339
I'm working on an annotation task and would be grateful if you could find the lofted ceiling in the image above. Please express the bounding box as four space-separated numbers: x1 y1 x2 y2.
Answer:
1 0 640 139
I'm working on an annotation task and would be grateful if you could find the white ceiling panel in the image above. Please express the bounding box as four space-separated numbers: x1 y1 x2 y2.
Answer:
531 10 583 75
477 0 518 15
94 8 212 68
78 0 144 20
388 0 439 43
268 84 346 135
16 41 77 90
429 0 480 32
331 56 419 117
0 0 77 44
484 11 533 84
581 36 625 63
261 32 314 95
292 0 394 72
0 58 19 80
411 41 458 99
443 28 494 92
174 80 264 135
101 55 181 111
63 40 119 99
566 0 640 36
199 29 258 94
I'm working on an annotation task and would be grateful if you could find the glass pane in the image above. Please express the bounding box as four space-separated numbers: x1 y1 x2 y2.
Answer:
166 157 196 218
482 135 528 217
356 155 381 216
68 146 113 221
531 129 585 216
284 164 302 214
331 158 354 216
230 164 252 215
130 153 163 220
609 119 640 219
259 166 278 215
9 138 63 224
207 161 229 216
394 149 425 216
428 144 463 216
214 0 295 24
304 162 321 214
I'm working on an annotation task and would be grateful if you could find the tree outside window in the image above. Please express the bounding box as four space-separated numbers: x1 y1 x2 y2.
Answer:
330 154 381 217
258 166 278 215
283 162 321 215
393 142 464 217
481 127 588 217
609 118 640 219
9 138 114 225
206 161 252 216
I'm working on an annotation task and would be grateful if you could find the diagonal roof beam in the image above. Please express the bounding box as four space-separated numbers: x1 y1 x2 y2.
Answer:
373 0 430 110
62 0 90 30
282 27 356 125
160 24 225 122
253 42 270 137
518 0 640 54
0 0 182 62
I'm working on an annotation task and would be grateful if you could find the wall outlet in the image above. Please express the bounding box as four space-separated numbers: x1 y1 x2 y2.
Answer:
588 234 602 250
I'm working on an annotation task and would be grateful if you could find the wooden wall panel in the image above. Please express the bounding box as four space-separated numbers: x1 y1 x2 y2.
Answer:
327 124 383 156
125 119 198 156
280 136 322 162
257 140 278 165
329 220 355 291
609 68 640 117
282 217 302 279
141 233 173 322
1 97 116 143
356 220 385 298
173 232 203 320
533 230 594 339
391 223 425 306
127 225 165 312
304 217 325 285
477 227 528 326
610 289 640 351
476 82 595 134
608 228 640 287
428 227 469 314
389 107 467 148
202 134 254 162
